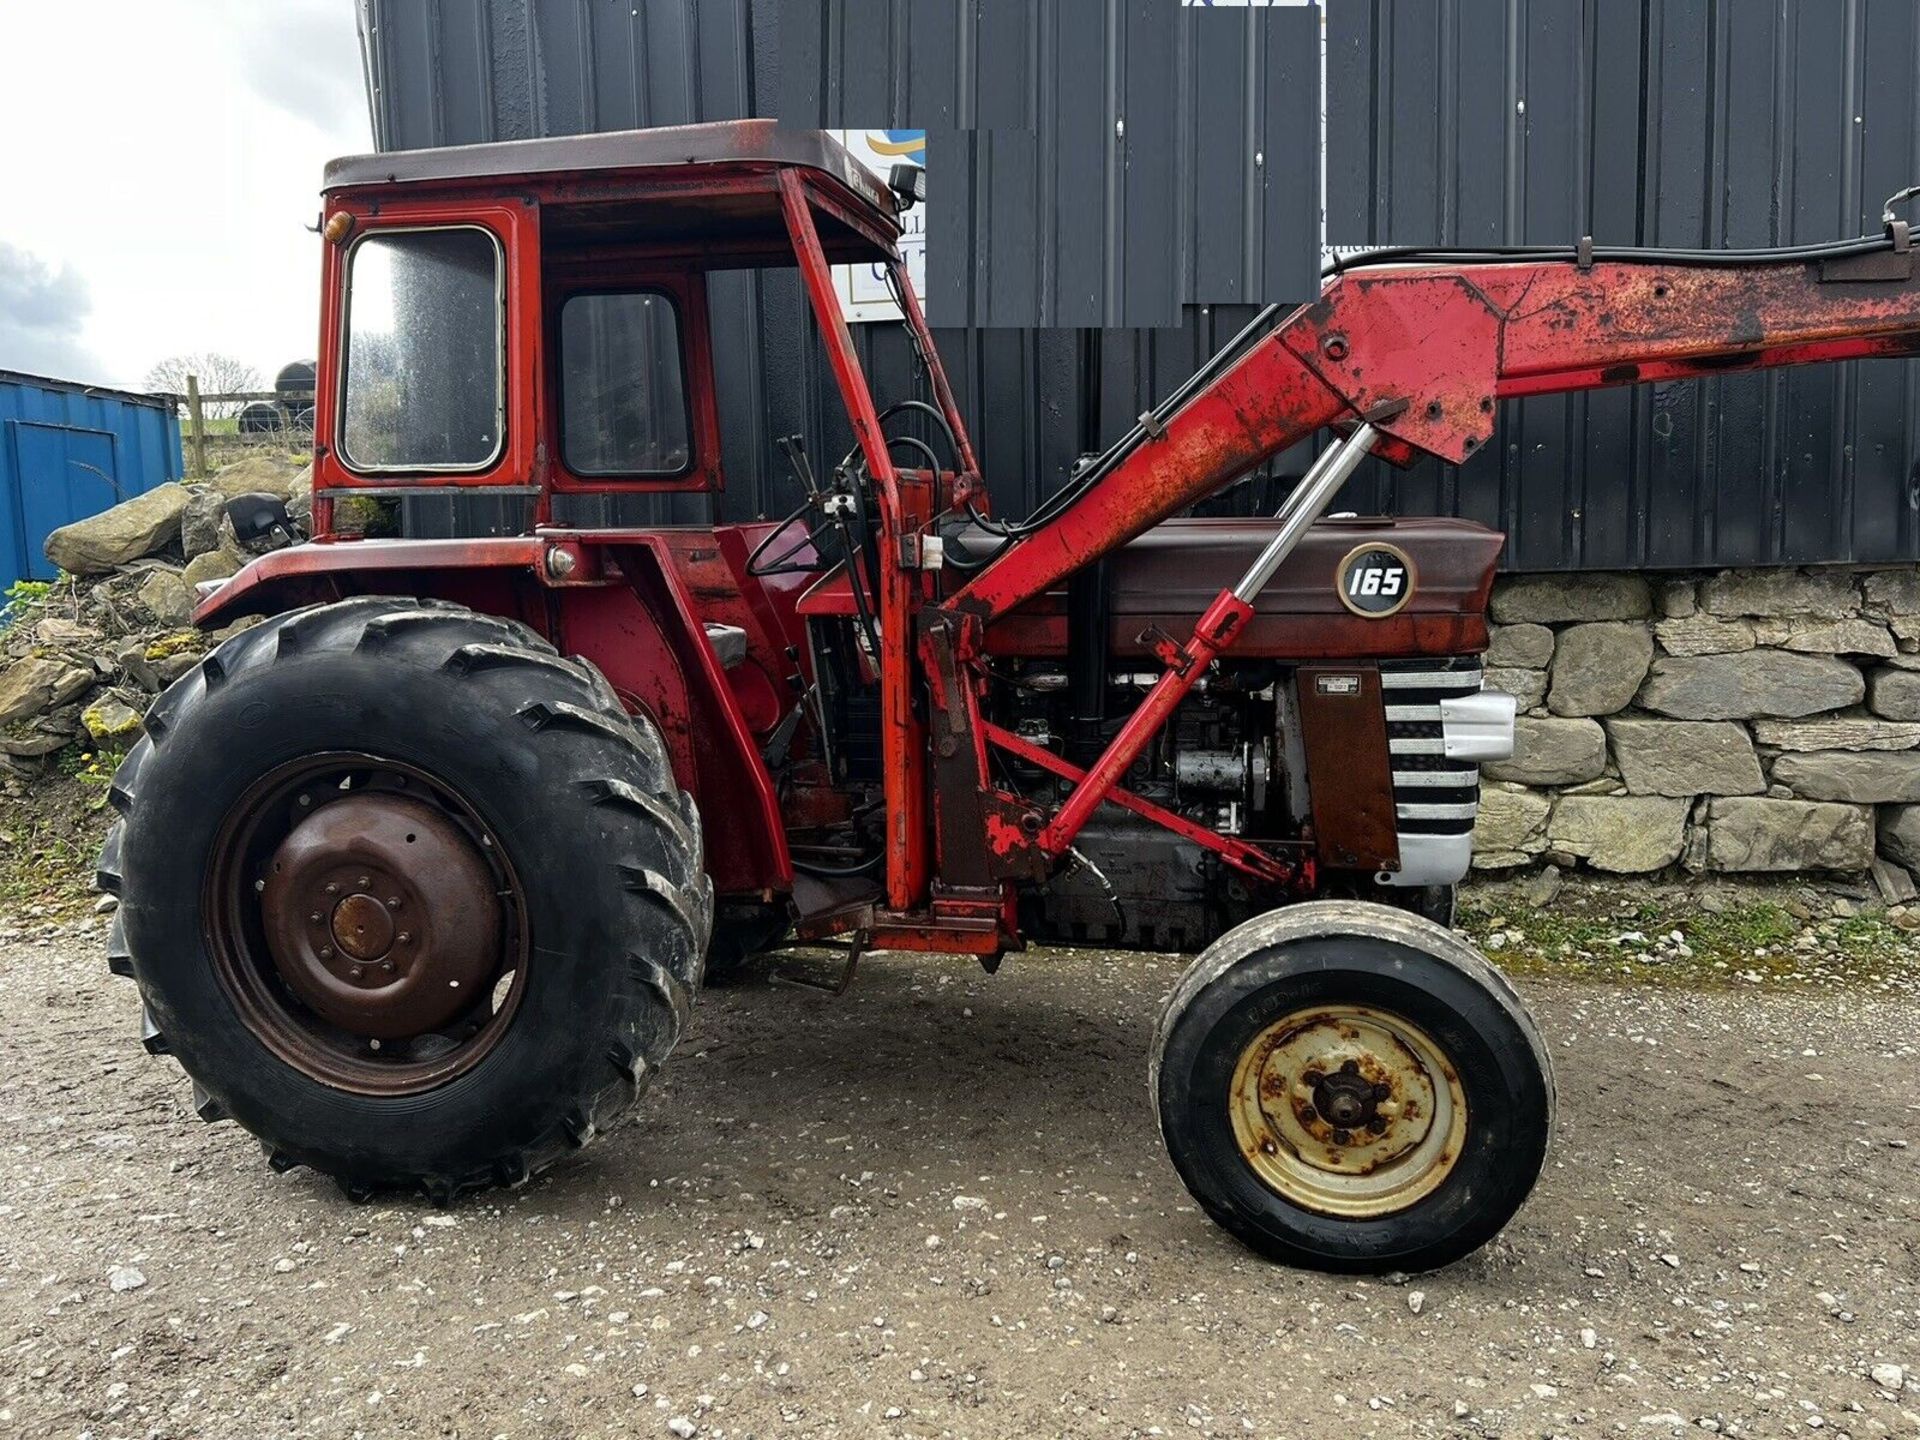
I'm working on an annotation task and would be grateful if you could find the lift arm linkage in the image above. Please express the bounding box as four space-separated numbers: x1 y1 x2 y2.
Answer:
947 244 1920 626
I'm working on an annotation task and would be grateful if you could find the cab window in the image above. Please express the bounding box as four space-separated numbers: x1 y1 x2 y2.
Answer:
340 227 504 471
558 291 692 477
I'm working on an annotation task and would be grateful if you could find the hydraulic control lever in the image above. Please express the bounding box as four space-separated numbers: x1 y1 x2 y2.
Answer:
777 433 823 498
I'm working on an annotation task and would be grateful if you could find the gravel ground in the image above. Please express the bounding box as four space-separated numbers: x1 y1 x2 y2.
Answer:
2 921 1918 1440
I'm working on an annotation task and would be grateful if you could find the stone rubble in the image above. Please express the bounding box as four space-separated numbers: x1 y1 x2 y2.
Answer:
0 456 307 773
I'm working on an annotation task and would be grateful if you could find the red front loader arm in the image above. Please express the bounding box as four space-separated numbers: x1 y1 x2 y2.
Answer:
919 230 1920 904
952 239 1920 624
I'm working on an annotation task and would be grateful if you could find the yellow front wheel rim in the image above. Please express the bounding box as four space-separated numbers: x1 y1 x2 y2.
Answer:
1228 1004 1468 1219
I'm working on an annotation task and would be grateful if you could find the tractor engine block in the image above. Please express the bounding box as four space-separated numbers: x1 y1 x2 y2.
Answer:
994 654 1509 949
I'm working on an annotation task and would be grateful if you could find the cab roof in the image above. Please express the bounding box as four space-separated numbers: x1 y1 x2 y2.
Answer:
323 120 901 268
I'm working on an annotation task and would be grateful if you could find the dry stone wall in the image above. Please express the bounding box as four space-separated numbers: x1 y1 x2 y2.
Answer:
1475 565 1920 898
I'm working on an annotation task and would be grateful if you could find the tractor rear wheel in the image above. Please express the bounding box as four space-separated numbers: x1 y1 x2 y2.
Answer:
98 597 711 1202
1151 901 1553 1273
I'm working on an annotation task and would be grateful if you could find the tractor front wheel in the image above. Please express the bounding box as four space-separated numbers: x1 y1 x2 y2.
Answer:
1151 901 1553 1273
99 597 711 1202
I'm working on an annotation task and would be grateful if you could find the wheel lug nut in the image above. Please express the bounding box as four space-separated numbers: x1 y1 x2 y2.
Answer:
351 965 364 980
357 875 371 889
387 896 402 909
309 912 323 924
381 961 396 973
396 932 412 944
297 794 311 807
319 946 334 959
325 883 339 896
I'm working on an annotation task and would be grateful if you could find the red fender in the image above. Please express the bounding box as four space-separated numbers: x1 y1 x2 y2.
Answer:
193 535 793 899
551 538 792 897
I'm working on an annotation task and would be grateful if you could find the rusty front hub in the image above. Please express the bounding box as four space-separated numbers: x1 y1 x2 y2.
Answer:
1228 1005 1467 1218
205 754 527 1096
260 793 500 1040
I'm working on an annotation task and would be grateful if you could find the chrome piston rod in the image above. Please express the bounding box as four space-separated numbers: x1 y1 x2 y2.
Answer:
1231 422 1381 603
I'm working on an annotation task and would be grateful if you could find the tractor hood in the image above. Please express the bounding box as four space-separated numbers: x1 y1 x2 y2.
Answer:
969 515 1503 662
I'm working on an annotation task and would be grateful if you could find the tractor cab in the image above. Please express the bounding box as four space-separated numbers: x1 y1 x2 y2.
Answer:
204 120 981 943
298 119 966 540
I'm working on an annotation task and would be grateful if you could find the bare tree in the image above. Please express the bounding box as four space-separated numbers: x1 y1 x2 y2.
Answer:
145 353 260 418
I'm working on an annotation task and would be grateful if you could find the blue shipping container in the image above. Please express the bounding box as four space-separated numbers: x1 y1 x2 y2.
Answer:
0 370 184 588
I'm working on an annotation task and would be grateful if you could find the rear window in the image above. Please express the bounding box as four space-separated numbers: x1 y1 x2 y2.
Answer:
340 227 504 471
559 292 692 477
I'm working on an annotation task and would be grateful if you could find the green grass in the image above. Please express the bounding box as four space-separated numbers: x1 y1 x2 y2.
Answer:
0 761 116 915
1458 892 1914 992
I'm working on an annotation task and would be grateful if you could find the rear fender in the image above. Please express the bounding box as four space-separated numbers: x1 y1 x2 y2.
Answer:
555 539 793 898
193 536 792 898
193 537 559 632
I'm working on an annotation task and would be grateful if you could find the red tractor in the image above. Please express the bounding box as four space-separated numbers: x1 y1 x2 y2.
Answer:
101 124 1920 1272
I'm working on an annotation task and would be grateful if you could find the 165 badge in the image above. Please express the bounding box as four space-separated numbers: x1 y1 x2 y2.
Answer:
1336 543 1416 618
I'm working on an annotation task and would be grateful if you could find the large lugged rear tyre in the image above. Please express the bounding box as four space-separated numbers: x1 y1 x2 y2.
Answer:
98 597 712 1202
1151 901 1553 1274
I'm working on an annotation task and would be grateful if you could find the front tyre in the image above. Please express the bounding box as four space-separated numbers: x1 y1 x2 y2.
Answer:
1151 901 1553 1273
98 597 712 1202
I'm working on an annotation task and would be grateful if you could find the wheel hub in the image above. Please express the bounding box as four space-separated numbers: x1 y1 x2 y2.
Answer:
330 892 396 962
1228 1005 1468 1218
259 793 500 1040
1311 1066 1382 1131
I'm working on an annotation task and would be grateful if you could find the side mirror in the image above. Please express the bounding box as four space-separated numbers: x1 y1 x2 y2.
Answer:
225 492 300 550
887 162 926 210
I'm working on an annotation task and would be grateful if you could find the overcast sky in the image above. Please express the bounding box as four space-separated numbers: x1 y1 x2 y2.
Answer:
0 0 370 392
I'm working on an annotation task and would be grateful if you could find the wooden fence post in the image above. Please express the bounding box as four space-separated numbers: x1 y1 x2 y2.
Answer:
185 374 208 478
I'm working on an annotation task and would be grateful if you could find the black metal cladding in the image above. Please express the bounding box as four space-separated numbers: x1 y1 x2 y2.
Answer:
779 2 1318 327
359 0 1919 570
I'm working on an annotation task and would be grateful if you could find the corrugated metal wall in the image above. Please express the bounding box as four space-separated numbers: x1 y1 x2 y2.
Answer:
355 0 1920 570
0 371 184 587
1325 0 1920 570
778 1 1319 326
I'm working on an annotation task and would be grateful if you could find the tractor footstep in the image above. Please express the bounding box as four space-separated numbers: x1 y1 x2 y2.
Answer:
768 934 866 996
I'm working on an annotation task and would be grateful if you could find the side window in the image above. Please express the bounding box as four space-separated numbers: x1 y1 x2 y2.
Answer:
341 228 503 471
559 292 692 477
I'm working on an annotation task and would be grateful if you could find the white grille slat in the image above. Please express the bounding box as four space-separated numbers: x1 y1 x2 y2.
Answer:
1392 769 1478 789
1396 801 1482 821
1379 669 1485 691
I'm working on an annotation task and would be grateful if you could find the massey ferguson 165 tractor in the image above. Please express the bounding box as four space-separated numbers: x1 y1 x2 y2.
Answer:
100 123 1920 1272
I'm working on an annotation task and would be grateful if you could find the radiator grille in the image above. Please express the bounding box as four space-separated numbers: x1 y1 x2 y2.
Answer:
1380 658 1484 837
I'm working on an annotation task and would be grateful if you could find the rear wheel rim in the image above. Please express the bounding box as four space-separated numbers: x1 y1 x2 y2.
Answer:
204 752 529 1096
1227 1003 1468 1218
